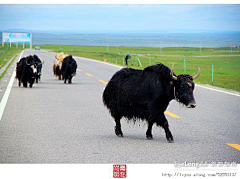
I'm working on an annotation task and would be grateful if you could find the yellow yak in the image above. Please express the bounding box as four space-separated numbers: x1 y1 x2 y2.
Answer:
53 52 65 80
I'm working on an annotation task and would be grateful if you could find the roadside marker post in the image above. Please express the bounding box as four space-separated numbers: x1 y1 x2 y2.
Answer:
212 64 214 84
135 56 142 68
184 58 186 74
130 56 133 66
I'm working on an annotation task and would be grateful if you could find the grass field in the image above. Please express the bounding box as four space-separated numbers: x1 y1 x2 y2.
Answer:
19 44 240 92
0 45 22 70
0 45 22 79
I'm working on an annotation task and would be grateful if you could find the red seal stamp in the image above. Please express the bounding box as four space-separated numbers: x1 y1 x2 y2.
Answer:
113 164 127 178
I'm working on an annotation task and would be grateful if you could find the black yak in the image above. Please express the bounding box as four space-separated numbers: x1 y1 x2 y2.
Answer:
16 55 37 88
103 63 200 142
33 55 44 83
61 55 77 84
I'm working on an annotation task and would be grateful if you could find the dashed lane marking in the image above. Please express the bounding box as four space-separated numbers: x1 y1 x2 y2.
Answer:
77 69 82 72
164 110 180 118
85 73 93 77
40 53 54 59
227 143 240 151
98 79 107 84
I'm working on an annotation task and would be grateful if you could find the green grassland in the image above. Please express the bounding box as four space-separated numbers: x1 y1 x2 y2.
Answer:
26 44 240 92
0 45 22 69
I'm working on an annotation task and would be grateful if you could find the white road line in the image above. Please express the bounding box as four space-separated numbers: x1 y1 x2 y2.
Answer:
77 56 240 97
0 50 24 121
196 84 240 97
53 52 240 98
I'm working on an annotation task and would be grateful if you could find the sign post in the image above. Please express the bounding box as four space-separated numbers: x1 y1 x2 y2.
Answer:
2 32 32 48
30 32 32 49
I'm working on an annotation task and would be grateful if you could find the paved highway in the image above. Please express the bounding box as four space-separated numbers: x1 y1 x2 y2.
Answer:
0 49 239 163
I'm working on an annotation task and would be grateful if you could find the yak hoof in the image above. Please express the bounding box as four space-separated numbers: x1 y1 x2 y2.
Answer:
117 133 123 137
146 135 153 140
115 126 123 137
166 135 174 143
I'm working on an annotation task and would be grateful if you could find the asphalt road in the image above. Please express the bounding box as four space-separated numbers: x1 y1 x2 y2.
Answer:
0 49 239 163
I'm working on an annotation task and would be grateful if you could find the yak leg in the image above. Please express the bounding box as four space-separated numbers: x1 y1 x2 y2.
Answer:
149 104 174 142
68 76 72 84
162 117 174 143
23 81 27 88
146 121 154 139
114 116 123 137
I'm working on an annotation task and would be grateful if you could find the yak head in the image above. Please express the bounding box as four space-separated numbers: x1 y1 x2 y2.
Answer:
26 56 37 75
33 55 44 75
170 64 200 108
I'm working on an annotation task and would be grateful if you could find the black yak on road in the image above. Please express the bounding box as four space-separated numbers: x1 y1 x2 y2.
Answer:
103 63 200 142
33 55 44 83
16 55 37 88
61 55 77 84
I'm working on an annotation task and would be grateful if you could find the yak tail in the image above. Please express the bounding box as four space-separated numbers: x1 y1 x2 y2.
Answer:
102 79 118 109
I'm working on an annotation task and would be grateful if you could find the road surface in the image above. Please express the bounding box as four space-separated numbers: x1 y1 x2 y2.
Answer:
0 49 239 163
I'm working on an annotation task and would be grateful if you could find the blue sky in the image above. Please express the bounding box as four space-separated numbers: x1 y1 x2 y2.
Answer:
0 4 240 33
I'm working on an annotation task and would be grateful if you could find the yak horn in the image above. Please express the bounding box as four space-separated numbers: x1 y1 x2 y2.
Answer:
192 66 200 80
170 64 177 81
38 60 44 65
